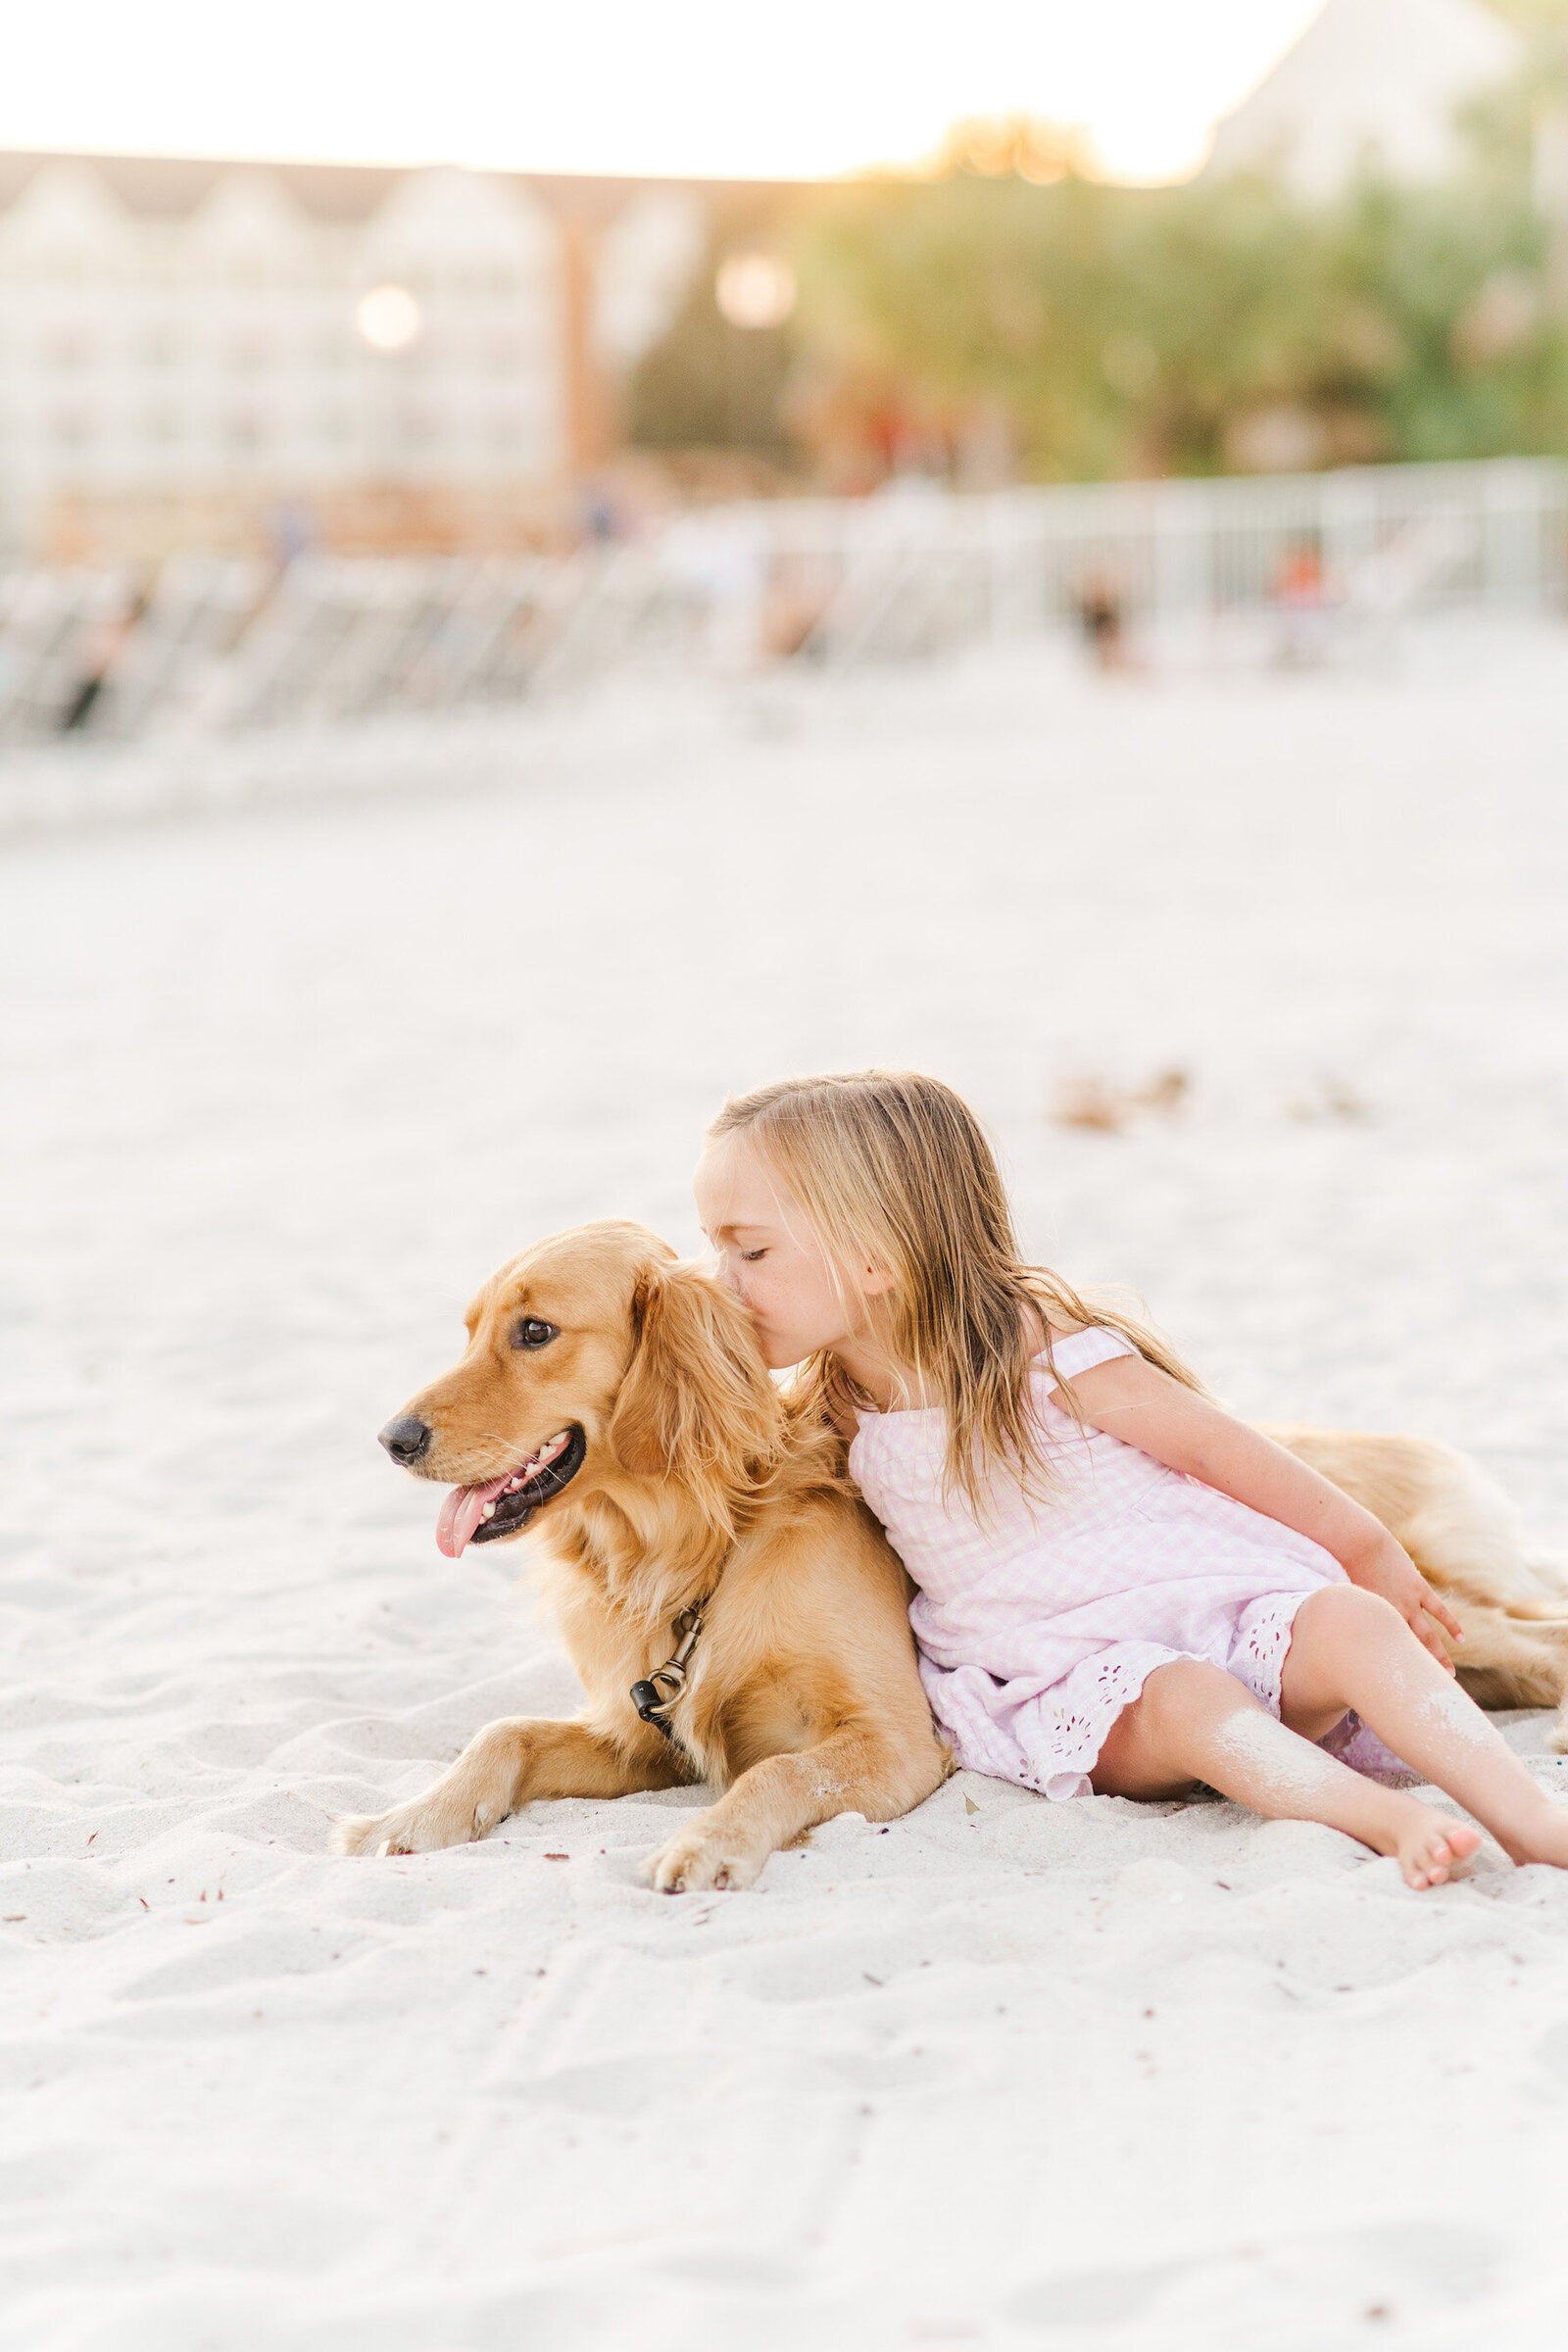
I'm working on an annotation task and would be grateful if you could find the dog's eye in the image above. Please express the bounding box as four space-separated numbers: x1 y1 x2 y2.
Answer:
511 1317 557 1350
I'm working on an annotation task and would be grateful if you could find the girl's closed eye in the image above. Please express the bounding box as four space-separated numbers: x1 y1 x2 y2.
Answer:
742 1248 768 1262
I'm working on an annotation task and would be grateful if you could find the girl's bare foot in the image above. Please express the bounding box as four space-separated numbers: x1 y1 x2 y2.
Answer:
1387 1802 1480 1889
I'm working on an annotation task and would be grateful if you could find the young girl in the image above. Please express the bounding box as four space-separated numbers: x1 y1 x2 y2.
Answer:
694 1068 1568 1890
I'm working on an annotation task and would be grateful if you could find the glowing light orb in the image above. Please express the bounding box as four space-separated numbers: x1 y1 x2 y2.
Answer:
355 285 422 353
714 253 797 331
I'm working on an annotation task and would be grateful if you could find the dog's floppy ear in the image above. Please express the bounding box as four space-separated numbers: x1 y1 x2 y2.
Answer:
610 1259 783 1536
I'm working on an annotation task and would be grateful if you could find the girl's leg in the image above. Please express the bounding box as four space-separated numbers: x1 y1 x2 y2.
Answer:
1281 1583 1568 1869
1092 1659 1481 1889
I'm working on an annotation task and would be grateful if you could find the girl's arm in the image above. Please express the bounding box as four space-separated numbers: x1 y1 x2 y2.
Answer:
1058 1352 1463 1668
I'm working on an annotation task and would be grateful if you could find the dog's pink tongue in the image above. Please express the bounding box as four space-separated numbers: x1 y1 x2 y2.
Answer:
436 1471 514 1560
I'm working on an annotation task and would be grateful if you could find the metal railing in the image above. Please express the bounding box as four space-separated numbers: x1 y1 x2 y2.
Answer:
2 457 1564 748
755 457 1568 657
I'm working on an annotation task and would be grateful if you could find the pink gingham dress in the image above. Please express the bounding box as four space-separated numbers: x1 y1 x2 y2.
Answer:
850 1327 1379 1801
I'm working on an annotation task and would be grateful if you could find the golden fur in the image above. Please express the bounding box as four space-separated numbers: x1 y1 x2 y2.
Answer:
337 1220 951 1889
1260 1425 1568 1738
340 1222 1568 1888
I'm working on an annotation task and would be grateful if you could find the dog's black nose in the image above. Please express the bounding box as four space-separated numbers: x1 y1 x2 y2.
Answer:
379 1413 431 1465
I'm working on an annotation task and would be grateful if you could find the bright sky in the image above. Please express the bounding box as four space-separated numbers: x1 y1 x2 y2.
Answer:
0 0 1327 184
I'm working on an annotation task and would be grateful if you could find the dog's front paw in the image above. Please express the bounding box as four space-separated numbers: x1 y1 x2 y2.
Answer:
334 1809 416 1857
334 1786 508 1857
643 1814 767 1893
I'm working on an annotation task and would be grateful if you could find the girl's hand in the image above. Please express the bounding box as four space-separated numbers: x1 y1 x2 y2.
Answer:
1344 1538 1464 1670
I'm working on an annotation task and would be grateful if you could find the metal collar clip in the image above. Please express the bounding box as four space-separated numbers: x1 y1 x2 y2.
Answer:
630 1602 708 1740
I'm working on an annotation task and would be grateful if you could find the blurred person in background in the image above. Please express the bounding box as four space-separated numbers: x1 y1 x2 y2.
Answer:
59 585 149 735
1073 566 1129 671
1271 537 1333 668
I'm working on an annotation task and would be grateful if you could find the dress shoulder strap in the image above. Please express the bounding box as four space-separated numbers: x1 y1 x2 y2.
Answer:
1038 1326 1139 1391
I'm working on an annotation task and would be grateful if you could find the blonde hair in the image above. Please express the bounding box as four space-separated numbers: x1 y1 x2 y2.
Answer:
708 1068 1206 1519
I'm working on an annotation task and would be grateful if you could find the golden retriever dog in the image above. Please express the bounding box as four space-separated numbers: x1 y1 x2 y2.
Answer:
338 1221 950 1890
340 1221 1568 1887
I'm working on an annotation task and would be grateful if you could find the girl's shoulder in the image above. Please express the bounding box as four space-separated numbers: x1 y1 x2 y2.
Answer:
1027 1305 1090 1363
1024 1297 1085 1348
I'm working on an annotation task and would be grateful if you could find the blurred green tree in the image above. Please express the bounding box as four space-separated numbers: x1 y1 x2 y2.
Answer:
788 124 1568 482
626 235 798 460
627 30 1568 485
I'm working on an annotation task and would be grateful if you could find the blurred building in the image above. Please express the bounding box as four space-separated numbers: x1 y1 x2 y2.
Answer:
1206 0 1521 197
0 152 785 560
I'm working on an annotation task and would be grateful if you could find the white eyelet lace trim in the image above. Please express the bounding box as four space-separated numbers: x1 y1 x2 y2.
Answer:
923 1597 1307 1798
1230 1597 1300 1711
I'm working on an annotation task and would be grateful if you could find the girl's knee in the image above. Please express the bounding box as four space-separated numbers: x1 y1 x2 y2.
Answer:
1287 1588 1409 1714
1299 1583 1402 1640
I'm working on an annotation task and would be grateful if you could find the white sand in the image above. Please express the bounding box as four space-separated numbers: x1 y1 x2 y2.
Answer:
5 624 1568 2349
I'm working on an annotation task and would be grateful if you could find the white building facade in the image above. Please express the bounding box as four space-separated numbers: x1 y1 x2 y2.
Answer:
0 153 713 556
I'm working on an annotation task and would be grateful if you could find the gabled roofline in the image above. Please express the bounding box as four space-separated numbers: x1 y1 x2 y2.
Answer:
0 149 808 228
